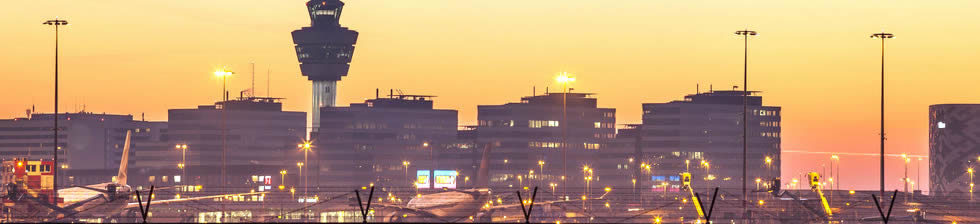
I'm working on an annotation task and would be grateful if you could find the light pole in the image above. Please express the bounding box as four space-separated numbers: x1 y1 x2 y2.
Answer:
968 168 974 195
735 29 757 214
557 72 575 195
298 141 312 198
870 32 894 198
176 144 188 183
280 170 287 189
685 159 691 173
214 69 232 188
902 154 910 195
297 162 304 198
402 161 411 187
831 155 839 190
538 160 545 186
44 18 68 202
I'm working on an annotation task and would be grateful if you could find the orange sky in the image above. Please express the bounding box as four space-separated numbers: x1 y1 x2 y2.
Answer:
3 0 980 192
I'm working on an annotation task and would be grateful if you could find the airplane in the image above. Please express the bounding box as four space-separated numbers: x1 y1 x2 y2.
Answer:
373 143 585 223
1 130 263 222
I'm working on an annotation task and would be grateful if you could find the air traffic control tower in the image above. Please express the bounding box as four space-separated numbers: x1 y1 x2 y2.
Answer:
292 0 358 132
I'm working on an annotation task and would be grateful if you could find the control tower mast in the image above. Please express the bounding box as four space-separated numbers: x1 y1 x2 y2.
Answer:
292 0 359 132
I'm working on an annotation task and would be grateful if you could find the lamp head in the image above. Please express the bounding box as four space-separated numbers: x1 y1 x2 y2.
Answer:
735 30 757 36
871 33 895 39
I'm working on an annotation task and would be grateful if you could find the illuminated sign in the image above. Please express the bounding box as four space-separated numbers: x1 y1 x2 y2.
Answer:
416 170 431 189
433 170 457 189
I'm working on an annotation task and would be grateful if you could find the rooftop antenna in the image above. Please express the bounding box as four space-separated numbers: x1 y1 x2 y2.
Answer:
267 67 271 97
533 86 536 96
375 88 380 99
710 84 713 92
250 62 255 98
545 87 549 94
696 83 699 94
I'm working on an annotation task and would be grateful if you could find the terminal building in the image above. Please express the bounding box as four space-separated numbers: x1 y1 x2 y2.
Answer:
316 92 461 189
0 112 166 186
162 97 306 187
638 90 781 192
475 92 617 192
929 104 980 196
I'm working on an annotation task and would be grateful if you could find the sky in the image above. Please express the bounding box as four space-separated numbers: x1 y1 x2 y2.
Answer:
3 0 980 192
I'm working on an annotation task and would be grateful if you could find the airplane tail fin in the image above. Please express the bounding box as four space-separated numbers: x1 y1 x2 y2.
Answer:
474 143 492 189
116 130 131 186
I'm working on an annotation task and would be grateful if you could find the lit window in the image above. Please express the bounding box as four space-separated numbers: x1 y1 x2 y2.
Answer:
584 143 600 150
594 122 601 128
529 120 559 128
938 122 946 129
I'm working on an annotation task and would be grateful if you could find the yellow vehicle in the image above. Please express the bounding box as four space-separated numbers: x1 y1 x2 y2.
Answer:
807 172 833 217
679 172 705 218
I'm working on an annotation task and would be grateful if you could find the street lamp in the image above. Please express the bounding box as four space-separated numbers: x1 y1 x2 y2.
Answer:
297 162 305 197
403 161 411 186
175 144 188 183
214 69 234 101
831 155 839 190
968 168 974 194
686 159 691 173
213 68 233 187
735 29 757 212
538 160 545 180
870 32 894 198
902 154 910 194
280 170 287 190
44 18 68 201
556 72 575 194
297 140 313 197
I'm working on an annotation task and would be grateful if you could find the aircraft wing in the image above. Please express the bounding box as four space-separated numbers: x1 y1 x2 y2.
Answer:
125 191 266 209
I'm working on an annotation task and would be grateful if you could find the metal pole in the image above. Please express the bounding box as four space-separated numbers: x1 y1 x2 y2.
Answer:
43 19 68 203
182 147 186 184
304 147 308 198
880 36 886 198
54 22 60 203
222 76 227 188
562 82 568 197
53 22 60 203
742 31 749 214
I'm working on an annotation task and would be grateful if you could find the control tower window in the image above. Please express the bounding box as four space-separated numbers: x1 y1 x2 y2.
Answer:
314 9 337 16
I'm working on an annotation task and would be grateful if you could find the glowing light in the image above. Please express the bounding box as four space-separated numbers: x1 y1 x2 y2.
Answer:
213 69 232 77
758 200 765 205
556 72 576 84
849 190 855 195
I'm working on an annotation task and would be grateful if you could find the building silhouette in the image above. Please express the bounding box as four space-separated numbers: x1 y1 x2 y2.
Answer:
929 104 980 196
0 112 165 186
316 91 460 188
639 90 781 192
476 92 617 191
163 97 305 186
292 0 359 132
